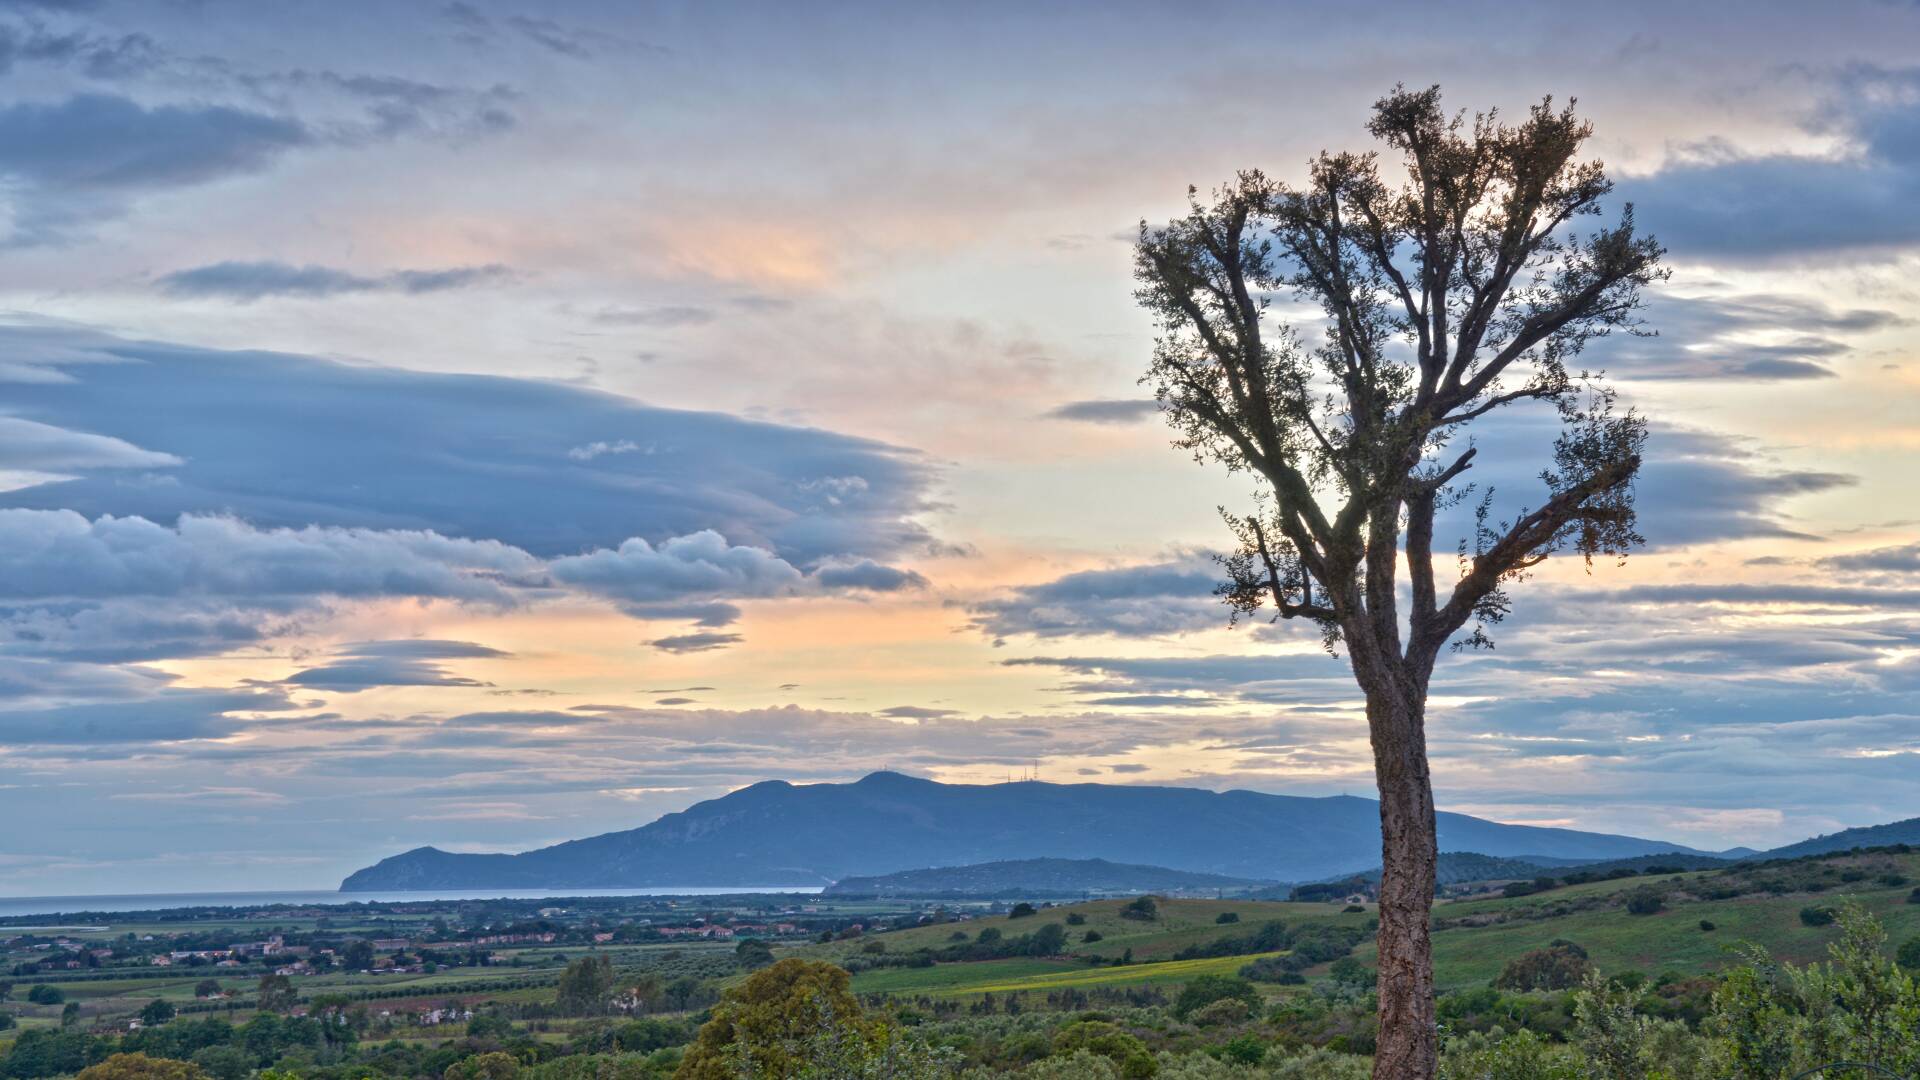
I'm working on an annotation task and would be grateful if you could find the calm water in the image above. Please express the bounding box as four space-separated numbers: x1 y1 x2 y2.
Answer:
0 887 825 920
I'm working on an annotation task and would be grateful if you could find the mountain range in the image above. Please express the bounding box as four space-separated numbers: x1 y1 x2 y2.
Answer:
821 858 1275 898
339 772 1724 891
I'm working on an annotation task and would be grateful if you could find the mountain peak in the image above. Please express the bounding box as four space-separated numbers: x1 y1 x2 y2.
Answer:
854 770 928 786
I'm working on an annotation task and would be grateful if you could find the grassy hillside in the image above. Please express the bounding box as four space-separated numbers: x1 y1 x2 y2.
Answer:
792 848 1920 1003
1398 847 1920 989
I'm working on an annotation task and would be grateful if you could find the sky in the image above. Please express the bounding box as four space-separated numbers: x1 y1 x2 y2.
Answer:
1 0 1917 894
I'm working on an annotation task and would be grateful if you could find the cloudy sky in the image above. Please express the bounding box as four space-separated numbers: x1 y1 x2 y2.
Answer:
2 0 1917 894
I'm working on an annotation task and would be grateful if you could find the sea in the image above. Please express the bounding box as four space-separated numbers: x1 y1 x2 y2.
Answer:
0 887 826 920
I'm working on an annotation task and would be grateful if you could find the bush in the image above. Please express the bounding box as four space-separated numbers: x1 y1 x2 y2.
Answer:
1623 887 1665 915
1215 912 1239 924
1342 904 1365 914
1172 975 1259 1021
1799 906 1837 927
1120 896 1159 921
1009 903 1038 919
1237 956 1307 984
1896 935 1920 969
1218 1034 1266 1065
1493 943 1592 992
734 938 776 970
75 1054 207 1080
1065 913 1086 926
26 984 64 1005
1082 931 1103 943
1503 876 1562 899
1188 997 1251 1026
1698 920 1716 932
1909 887 1920 905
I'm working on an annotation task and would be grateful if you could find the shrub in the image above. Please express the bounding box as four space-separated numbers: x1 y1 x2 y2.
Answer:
1699 920 1716 932
734 938 776 970
1493 943 1592 992
1172 976 1259 1021
1238 956 1289 982
1029 923 1069 956
1082 931 1103 943
75 1054 207 1080
1065 913 1086 926
1218 1034 1266 1065
1188 997 1251 1026
1120 896 1159 921
675 959 879 1080
1713 903 1920 1077
1624 887 1665 915
26 984 64 1005
1909 887 1920 905
1009 903 1038 919
1051 1020 1153 1074
1896 935 1920 969
1799 906 1836 927
1215 912 1239 924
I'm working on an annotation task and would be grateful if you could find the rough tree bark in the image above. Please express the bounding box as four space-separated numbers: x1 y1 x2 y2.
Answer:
1356 654 1439 1074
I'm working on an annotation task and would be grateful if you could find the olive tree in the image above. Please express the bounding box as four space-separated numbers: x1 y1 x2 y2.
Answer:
1134 86 1664 1078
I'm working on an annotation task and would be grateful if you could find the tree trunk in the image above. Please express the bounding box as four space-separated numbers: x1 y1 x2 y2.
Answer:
1363 671 1439 1079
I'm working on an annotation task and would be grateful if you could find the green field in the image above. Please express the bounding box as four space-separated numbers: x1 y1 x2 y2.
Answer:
794 850 1920 1002
1396 856 1920 989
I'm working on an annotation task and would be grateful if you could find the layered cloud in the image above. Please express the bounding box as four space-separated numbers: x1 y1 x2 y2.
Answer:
157 261 512 302
283 639 509 692
1628 64 1920 260
0 323 938 562
969 552 1227 643
0 94 309 244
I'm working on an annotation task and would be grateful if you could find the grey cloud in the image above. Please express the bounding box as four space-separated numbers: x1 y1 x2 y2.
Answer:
0 509 538 604
1433 414 1854 550
0 323 939 563
0 94 309 245
506 15 597 57
648 631 742 653
1822 542 1920 574
878 705 959 719
0 94 307 190
969 553 1225 642
0 653 300 745
1627 65 1920 260
157 260 511 302
1606 292 1905 382
281 638 510 693
549 531 806 606
1045 399 1162 424
811 559 928 592
339 639 510 660
284 658 489 691
591 305 715 327
0 601 276 663
0 23 160 79
0 416 181 471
